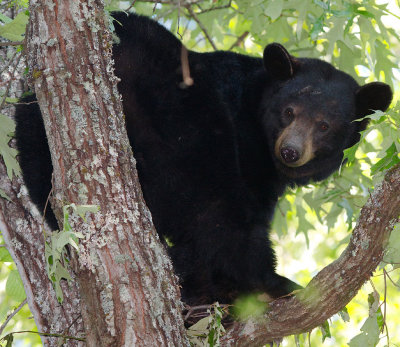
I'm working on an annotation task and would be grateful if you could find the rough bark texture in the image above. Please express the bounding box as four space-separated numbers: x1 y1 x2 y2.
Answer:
24 1 188 346
0 167 84 346
222 164 400 346
0 32 84 346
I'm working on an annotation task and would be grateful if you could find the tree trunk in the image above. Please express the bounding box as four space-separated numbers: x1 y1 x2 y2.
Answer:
22 0 188 346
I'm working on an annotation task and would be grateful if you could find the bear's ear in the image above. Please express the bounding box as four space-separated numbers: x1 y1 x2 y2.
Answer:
355 82 393 116
263 43 298 80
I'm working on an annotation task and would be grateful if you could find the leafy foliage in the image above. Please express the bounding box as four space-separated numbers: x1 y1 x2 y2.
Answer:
349 292 384 347
187 303 226 347
0 114 20 180
0 11 28 41
45 204 98 302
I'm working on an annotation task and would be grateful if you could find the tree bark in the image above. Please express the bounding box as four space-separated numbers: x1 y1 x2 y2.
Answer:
23 0 188 346
0 166 84 346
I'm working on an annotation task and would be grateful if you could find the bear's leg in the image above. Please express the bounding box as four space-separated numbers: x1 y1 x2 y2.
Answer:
170 200 301 305
15 95 58 230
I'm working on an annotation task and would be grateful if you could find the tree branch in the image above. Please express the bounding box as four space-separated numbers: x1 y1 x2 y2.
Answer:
0 299 27 336
0 41 23 47
186 6 217 50
222 164 400 345
0 172 84 347
228 31 249 50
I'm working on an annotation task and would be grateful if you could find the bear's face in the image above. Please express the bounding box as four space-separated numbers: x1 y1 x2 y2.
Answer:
261 44 392 184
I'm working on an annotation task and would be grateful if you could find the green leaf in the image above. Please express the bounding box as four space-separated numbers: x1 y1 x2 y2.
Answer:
313 0 329 11
342 143 358 165
265 0 283 21
296 1 310 39
349 293 382 346
2 334 14 347
355 9 374 19
319 320 331 342
55 231 81 252
0 13 13 24
0 11 29 41
5 97 19 103
338 198 353 229
383 223 400 264
187 316 209 337
75 204 100 221
0 114 21 178
6 270 26 301
370 142 400 175
354 110 386 123
310 14 324 41
232 294 268 321
0 188 11 201
339 307 350 322
0 246 13 262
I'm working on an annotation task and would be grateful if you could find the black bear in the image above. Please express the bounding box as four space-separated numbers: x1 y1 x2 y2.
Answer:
15 12 392 306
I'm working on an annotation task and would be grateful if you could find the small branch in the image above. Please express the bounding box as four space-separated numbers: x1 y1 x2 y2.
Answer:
179 45 194 88
384 269 400 289
186 6 217 50
195 0 232 14
135 0 204 5
10 100 38 105
0 299 27 336
125 0 137 12
228 31 249 50
0 41 23 47
0 330 85 342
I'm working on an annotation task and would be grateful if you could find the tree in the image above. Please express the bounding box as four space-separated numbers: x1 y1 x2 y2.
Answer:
1 0 187 346
0 0 399 346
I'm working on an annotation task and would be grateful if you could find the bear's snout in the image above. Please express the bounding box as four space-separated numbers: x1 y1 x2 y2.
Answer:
275 120 315 168
280 146 300 163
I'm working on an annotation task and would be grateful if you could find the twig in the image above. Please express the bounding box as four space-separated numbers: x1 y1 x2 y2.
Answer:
179 45 194 88
177 0 182 39
381 268 391 347
186 6 217 50
11 100 38 105
0 330 85 342
125 0 137 12
0 41 23 47
383 269 400 288
135 0 204 5
0 299 27 336
42 183 54 230
228 31 249 50
184 303 230 321
195 0 232 14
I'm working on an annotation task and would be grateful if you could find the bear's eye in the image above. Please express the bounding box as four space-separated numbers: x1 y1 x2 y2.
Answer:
318 121 330 132
284 107 294 122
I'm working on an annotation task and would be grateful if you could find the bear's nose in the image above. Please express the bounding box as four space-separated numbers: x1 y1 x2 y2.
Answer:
280 147 300 163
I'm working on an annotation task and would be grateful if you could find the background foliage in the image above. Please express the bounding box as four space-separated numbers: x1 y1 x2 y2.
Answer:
1 0 399 345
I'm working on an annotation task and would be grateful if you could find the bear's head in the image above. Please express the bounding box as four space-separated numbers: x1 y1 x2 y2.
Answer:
260 43 392 184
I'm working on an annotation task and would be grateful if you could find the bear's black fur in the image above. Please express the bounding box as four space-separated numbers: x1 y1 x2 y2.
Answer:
15 12 392 305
